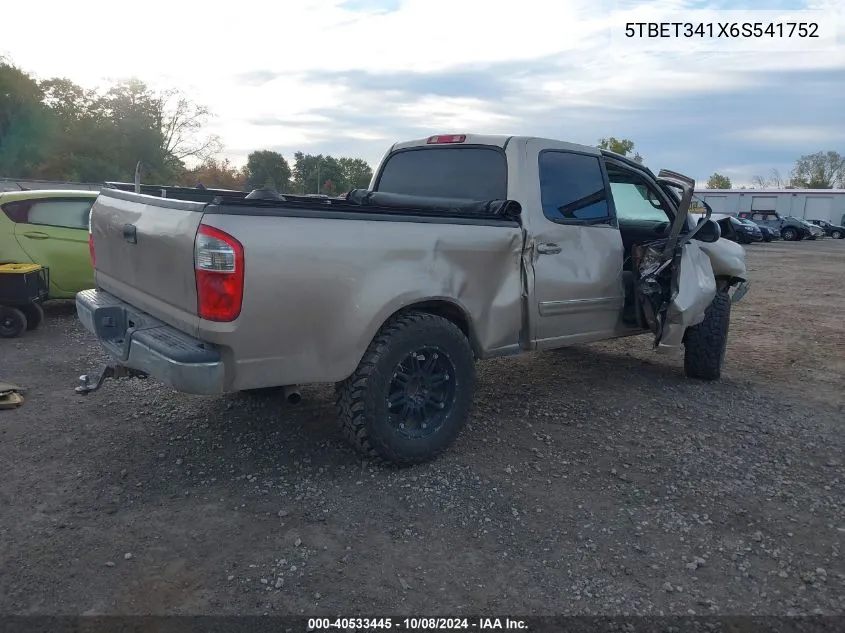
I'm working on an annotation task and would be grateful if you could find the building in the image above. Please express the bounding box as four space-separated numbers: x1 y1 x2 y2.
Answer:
691 189 845 225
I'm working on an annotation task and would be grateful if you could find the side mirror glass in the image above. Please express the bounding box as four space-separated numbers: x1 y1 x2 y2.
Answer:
695 218 721 243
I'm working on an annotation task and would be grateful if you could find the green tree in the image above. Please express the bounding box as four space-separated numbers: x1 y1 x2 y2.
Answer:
35 77 110 181
40 77 94 122
338 156 374 190
0 60 52 177
1 64 221 183
181 157 246 190
790 151 844 189
92 79 176 181
706 173 732 189
244 150 292 191
598 136 643 163
292 152 344 194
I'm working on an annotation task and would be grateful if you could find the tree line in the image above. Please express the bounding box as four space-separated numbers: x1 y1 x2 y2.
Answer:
0 60 373 194
598 136 843 191
706 151 845 190
5 57 840 195
708 152 845 190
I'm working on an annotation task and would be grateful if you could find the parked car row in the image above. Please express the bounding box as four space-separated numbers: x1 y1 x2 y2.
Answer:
808 219 845 239
735 210 844 242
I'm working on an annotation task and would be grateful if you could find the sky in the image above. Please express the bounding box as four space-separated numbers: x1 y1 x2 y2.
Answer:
2 0 844 187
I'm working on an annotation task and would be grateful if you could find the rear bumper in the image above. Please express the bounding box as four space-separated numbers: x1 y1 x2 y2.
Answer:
76 289 226 395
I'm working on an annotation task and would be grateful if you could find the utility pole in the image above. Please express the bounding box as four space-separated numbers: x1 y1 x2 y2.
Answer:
316 157 321 195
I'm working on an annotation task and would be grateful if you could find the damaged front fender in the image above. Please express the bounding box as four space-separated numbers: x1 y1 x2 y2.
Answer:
657 241 717 353
633 239 717 355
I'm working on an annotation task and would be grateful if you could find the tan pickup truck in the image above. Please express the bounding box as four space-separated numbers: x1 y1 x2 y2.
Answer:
75 134 749 465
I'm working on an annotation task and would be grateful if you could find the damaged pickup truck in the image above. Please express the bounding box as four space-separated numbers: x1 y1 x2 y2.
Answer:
75 134 749 465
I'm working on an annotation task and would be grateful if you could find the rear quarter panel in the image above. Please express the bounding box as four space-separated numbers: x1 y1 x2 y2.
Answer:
199 213 525 390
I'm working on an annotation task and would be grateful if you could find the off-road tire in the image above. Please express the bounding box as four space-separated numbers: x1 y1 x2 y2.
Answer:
781 227 798 241
832 230 843 239
20 303 44 331
335 311 476 466
683 290 731 381
0 306 28 339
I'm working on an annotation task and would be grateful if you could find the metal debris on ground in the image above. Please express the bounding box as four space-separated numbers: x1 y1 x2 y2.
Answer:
0 381 25 409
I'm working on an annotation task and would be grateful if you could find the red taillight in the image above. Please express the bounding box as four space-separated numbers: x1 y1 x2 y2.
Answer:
194 224 245 322
88 233 96 267
426 134 466 144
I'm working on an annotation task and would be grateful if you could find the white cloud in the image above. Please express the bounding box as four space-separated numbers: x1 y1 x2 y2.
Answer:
727 126 845 145
2 0 843 168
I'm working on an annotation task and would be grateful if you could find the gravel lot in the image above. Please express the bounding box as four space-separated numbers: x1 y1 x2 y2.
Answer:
1 239 843 616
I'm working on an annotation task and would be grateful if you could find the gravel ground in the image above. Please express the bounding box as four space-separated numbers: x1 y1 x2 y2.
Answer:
0 239 843 616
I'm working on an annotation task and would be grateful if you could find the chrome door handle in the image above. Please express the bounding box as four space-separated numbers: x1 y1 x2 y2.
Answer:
536 243 562 255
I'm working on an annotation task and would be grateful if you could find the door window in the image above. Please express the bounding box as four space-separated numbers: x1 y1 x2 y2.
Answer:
538 151 610 222
26 199 94 230
605 168 672 227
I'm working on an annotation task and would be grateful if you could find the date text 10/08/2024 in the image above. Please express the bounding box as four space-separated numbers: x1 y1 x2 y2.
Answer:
307 617 528 630
624 21 819 39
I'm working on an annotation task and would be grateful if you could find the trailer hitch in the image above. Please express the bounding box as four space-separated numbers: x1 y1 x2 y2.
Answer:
75 363 148 395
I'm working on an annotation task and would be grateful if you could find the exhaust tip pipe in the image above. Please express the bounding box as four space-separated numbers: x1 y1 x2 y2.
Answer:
283 385 302 405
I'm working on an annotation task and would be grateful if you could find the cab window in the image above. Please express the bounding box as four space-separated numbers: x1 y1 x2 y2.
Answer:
538 151 610 222
605 168 672 227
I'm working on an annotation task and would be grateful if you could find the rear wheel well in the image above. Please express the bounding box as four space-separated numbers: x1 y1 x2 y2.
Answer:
391 301 477 357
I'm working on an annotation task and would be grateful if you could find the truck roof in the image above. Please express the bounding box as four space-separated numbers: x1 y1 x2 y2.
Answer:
390 134 602 156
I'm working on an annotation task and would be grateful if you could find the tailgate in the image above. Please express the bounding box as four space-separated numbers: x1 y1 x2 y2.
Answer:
91 189 206 329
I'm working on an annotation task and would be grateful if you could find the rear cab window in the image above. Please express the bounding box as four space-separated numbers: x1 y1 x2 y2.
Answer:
374 147 507 201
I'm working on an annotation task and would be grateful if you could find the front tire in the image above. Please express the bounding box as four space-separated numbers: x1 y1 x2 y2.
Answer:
683 291 731 381
335 311 476 466
781 227 798 241
832 230 843 239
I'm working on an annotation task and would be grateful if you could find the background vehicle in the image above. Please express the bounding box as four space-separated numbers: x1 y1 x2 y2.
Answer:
730 217 763 244
74 134 748 465
797 218 824 240
738 210 811 241
0 190 98 299
807 219 844 239
756 224 779 242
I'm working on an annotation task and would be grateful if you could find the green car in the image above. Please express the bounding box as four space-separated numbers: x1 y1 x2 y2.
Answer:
0 189 98 300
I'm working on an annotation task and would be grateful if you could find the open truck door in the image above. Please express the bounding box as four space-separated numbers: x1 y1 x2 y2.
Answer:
632 169 727 353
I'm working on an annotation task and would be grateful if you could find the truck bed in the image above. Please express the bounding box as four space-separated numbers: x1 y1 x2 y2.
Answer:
87 187 526 392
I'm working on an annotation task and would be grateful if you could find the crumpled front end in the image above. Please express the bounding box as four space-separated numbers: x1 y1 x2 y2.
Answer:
658 241 717 353
633 239 717 355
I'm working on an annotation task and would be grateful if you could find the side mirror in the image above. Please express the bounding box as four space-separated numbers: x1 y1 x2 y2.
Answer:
695 218 721 243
